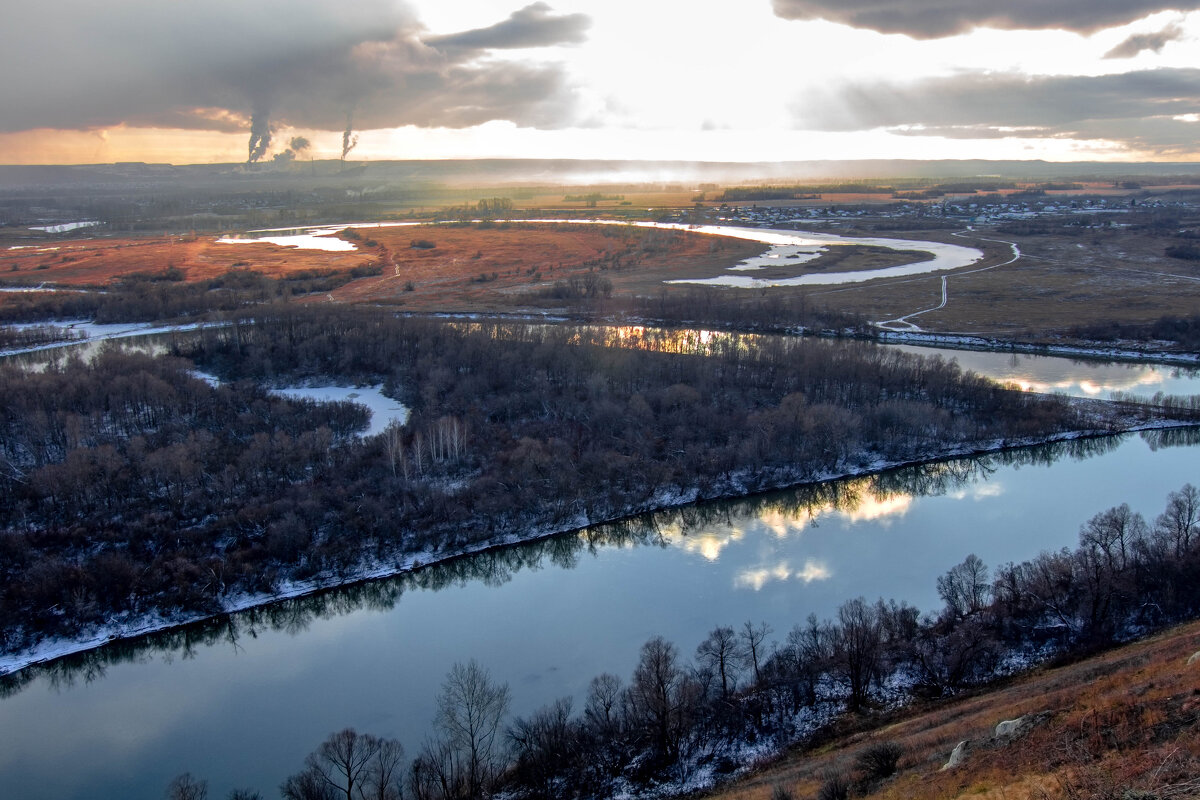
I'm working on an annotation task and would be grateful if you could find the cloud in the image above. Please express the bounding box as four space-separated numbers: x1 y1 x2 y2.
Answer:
426 2 591 50
1104 22 1186 57
771 0 1200 38
0 0 589 155
795 68 1200 151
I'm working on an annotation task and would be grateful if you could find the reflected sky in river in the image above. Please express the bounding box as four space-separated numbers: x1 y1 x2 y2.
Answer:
2 430 1197 800
665 478 916 566
892 345 1200 401
2 328 1200 799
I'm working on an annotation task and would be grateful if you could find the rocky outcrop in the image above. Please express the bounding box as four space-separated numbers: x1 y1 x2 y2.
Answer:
995 711 1051 740
941 740 970 771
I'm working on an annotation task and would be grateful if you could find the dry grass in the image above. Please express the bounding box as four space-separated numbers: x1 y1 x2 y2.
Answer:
4 217 1198 336
805 225 1200 334
324 223 764 311
702 620 1200 800
0 232 378 285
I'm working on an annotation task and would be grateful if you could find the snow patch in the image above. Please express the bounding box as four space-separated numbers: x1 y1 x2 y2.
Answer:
29 221 101 233
268 384 409 436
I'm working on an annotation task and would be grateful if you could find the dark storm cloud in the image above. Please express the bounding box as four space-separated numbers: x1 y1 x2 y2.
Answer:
795 68 1200 153
771 0 1200 38
425 2 591 50
1104 23 1186 57
0 0 589 144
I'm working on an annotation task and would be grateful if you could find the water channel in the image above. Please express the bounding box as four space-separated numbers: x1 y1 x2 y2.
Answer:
0 340 1198 799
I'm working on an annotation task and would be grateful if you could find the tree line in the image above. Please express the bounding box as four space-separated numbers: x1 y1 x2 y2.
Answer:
0 265 382 326
1070 311 1200 350
164 484 1200 800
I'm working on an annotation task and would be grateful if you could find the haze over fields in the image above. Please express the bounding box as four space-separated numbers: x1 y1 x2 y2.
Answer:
3 0 1199 166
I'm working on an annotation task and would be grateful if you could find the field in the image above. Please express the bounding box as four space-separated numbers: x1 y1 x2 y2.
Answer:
805 225 1200 336
0 223 764 313
3 188 1199 338
710 620 1200 800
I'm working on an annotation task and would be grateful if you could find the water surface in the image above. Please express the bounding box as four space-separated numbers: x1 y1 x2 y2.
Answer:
1 430 1196 800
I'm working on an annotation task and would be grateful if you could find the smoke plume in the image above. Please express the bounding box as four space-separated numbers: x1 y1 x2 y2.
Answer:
247 108 272 163
1 2 591 147
342 112 359 161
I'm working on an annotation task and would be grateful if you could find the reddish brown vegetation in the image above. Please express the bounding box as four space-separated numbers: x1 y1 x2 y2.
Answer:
0 233 375 285
0 224 762 313
712 620 1200 800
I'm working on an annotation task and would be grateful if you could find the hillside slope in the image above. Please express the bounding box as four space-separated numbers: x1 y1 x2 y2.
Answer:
709 620 1200 800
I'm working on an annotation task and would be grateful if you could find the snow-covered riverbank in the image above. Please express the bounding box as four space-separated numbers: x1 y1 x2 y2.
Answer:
873 329 1200 367
2 411 1193 679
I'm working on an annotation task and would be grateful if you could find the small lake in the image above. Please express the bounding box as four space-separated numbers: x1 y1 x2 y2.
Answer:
1 335 1198 799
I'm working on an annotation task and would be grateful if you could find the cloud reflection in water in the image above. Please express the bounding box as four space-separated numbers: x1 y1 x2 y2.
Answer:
735 559 831 591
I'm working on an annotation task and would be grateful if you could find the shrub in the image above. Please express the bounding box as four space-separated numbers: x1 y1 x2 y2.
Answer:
856 740 903 782
817 771 851 800
771 784 795 800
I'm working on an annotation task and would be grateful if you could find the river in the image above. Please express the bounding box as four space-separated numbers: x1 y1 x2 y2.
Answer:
0 338 1197 799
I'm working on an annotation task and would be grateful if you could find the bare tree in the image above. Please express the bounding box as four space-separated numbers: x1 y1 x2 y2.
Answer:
361 738 406 800
408 738 459 800
165 773 208 800
1080 503 1147 572
1154 483 1199 557
583 672 623 738
507 697 580 799
695 625 741 698
382 421 406 480
784 614 831 707
281 728 403 800
741 620 773 686
936 554 991 622
627 635 685 761
436 659 510 799
832 598 883 710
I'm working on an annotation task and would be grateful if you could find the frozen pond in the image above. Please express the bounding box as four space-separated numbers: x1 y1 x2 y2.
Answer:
269 384 409 435
29 221 101 234
215 222 424 252
216 229 359 252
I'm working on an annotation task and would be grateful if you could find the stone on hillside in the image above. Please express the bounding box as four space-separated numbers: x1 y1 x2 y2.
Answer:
995 711 1050 740
940 740 969 771
995 716 1027 737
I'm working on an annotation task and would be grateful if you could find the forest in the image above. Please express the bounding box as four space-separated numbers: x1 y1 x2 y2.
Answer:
160 484 1200 800
0 305 1131 653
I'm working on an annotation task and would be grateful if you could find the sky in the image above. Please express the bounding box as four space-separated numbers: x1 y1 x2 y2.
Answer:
1 0 1198 165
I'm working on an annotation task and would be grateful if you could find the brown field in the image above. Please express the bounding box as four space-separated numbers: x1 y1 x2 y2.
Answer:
709 620 1200 800
0 224 763 312
323 223 764 311
4 216 1199 336
0 232 378 285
